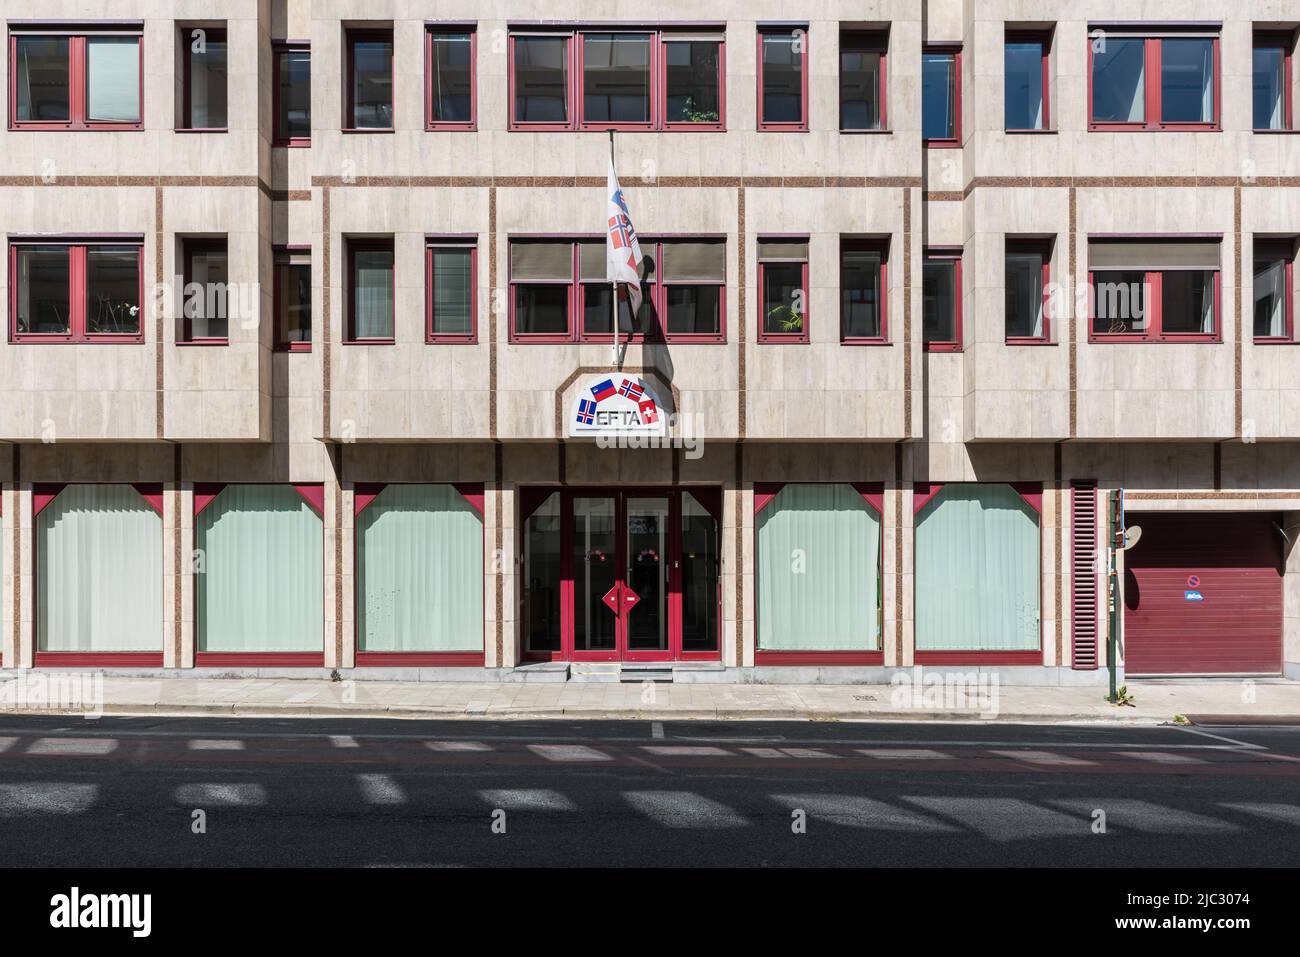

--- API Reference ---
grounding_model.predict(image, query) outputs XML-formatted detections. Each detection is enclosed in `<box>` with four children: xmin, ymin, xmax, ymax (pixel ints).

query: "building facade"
<box><xmin>2</xmin><ymin>0</ymin><xmax>1299</xmax><ymax>684</ymax></box>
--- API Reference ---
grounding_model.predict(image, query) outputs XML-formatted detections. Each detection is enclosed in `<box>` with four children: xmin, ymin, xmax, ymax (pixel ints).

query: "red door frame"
<box><xmin>521</xmin><ymin>486</ymin><xmax>722</xmax><ymax>663</ymax></box>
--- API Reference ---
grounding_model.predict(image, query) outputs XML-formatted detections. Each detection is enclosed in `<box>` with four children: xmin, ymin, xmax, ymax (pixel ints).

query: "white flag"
<box><xmin>606</xmin><ymin>155</ymin><xmax>644</xmax><ymax>318</ymax></box>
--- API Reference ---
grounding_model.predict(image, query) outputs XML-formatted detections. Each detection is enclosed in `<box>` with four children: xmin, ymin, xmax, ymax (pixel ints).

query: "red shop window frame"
<box><xmin>840</xmin><ymin>237</ymin><xmax>889</xmax><ymax>345</ymax></box>
<box><xmin>1005</xmin><ymin>238</ymin><xmax>1053</xmax><ymax>345</ymax></box>
<box><xmin>753</xmin><ymin>482</ymin><xmax>886</xmax><ymax>666</ymax></box>
<box><xmin>346</xmin><ymin>237</ymin><xmax>396</xmax><ymax>344</ymax></box>
<box><xmin>272</xmin><ymin>40</ymin><xmax>310</xmax><ymax>146</ymax></box>
<box><xmin>1087</xmin><ymin>269</ymin><xmax>1222</xmax><ymax>343</ymax></box>
<box><xmin>757</xmin><ymin>239</ymin><xmax>810</xmax><ymax>345</ymax></box>
<box><xmin>425</xmin><ymin>26</ymin><xmax>476</xmax><ymax>131</ymax></box>
<box><xmin>8</xmin><ymin>29</ymin><xmax>144</xmax><ymax>131</ymax></box>
<box><xmin>179</xmin><ymin>238</ymin><xmax>229</xmax><ymax>346</ymax></box>
<box><xmin>1253</xmin><ymin>31</ymin><xmax>1295</xmax><ymax>132</ymax></box>
<box><xmin>9</xmin><ymin>238</ymin><xmax>145</xmax><ymax>344</ymax></box>
<box><xmin>923</xmin><ymin>248</ymin><xmax>963</xmax><ymax>352</ymax></box>
<box><xmin>1251</xmin><ymin>239</ymin><xmax>1296</xmax><ymax>344</ymax></box>
<box><xmin>922</xmin><ymin>44</ymin><xmax>962</xmax><ymax>147</ymax></box>
<box><xmin>756</xmin><ymin>26</ymin><xmax>809</xmax><ymax>132</ymax></box>
<box><xmin>179</xmin><ymin>26</ymin><xmax>227</xmax><ymax>132</ymax></box>
<box><xmin>1004</xmin><ymin>29</ymin><xmax>1051</xmax><ymax>132</ymax></box>
<box><xmin>344</xmin><ymin>28</ymin><xmax>395</xmax><ymax>132</ymax></box>
<box><xmin>353</xmin><ymin>482</ymin><xmax>486</xmax><ymax>666</ymax></box>
<box><xmin>273</xmin><ymin>244</ymin><xmax>312</xmax><ymax>353</ymax></box>
<box><xmin>839</xmin><ymin>30</ymin><xmax>888</xmax><ymax>133</ymax></box>
<box><xmin>426</xmin><ymin>238</ymin><xmax>478</xmax><ymax>344</ymax></box>
<box><xmin>1087</xmin><ymin>32</ymin><xmax>1221</xmax><ymax>132</ymax></box>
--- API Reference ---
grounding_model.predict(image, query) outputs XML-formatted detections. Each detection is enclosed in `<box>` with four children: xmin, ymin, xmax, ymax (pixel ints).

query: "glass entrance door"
<box><xmin>572</xmin><ymin>496</ymin><xmax>618</xmax><ymax>655</ymax></box>
<box><xmin>624</xmin><ymin>496</ymin><xmax>670</xmax><ymax>656</ymax></box>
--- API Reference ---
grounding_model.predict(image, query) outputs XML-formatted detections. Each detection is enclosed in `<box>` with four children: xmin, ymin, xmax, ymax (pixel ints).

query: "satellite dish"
<box><xmin>1122</xmin><ymin>525</ymin><xmax>1142</xmax><ymax>550</ymax></box>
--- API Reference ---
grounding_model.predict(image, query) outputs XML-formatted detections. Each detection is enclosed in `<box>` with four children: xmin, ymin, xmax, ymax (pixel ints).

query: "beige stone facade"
<box><xmin>2</xmin><ymin>1</ymin><xmax>1299</xmax><ymax>682</ymax></box>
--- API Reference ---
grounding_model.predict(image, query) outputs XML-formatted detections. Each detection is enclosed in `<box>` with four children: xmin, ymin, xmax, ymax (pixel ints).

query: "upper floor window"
<box><xmin>1089</xmin><ymin>29</ymin><xmax>1219</xmax><ymax>130</ymax></box>
<box><xmin>347</xmin><ymin>238</ymin><xmax>395</xmax><ymax>342</ymax></box>
<box><xmin>1253</xmin><ymin>31</ymin><xmax>1294</xmax><ymax>131</ymax></box>
<box><xmin>839</xmin><ymin>30</ymin><xmax>886</xmax><ymax>131</ymax></box>
<box><xmin>509</xmin><ymin>29</ymin><xmax>724</xmax><ymax>131</ymax></box>
<box><xmin>1005</xmin><ymin>31</ymin><xmax>1049</xmax><ymax>131</ymax></box>
<box><xmin>840</xmin><ymin>239</ymin><xmax>887</xmax><ymax>343</ymax></box>
<box><xmin>10</xmin><ymin>240</ymin><xmax>143</xmax><ymax>343</ymax></box>
<box><xmin>427</xmin><ymin>29</ymin><xmax>475</xmax><ymax>129</ymax></box>
<box><xmin>346</xmin><ymin>30</ymin><xmax>393</xmax><ymax>130</ymax></box>
<box><xmin>427</xmin><ymin>241</ymin><xmax>476</xmax><ymax>343</ymax></box>
<box><xmin>274</xmin><ymin>43</ymin><xmax>310</xmax><ymax>144</ymax></box>
<box><xmin>1088</xmin><ymin>238</ymin><xmax>1220</xmax><ymax>341</ymax></box>
<box><xmin>180</xmin><ymin>26</ymin><xmax>227</xmax><ymax>130</ymax></box>
<box><xmin>1253</xmin><ymin>239</ymin><xmax>1296</xmax><ymax>342</ymax></box>
<box><xmin>1005</xmin><ymin>239</ymin><xmax>1051</xmax><ymax>343</ymax></box>
<box><xmin>758</xmin><ymin>238</ymin><xmax>808</xmax><ymax>343</ymax></box>
<box><xmin>274</xmin><ymin>248</ymin><xmax>311</xmax><ymax>351</ymax></box>
<box><xmin>180</xmin><ymin>239</ymin><xmax>229</xmax><ymax>344</ymax></box>
<box><xmin>922</xmin><ymin>249</ymin><xmax>962</xmax><ymax>351</ymax></box>
<box><xmin>922</xmin><ymin>46</ymin><xmax>960</xmax><ymax>145</ymax></box>
<box><xmin>758</xmin><ymin>28</ymin><xmax>806</xmax><ymax>131</ymax></box>
<box><xmin>10</xmin><ymin>30</ymin><xmax>142</xmax><ymax>130</ymax></box>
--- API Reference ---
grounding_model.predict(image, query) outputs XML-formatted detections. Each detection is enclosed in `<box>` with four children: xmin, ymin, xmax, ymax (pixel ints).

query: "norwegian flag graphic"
<box><xmin>618</xmin><ymin>378</ymin><xmax>644</xmax><ymax>402</ymax></box>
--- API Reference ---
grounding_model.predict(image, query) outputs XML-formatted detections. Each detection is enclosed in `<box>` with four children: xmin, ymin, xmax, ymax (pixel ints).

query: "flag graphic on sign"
<box><xmin>607</xmin><ymin>155</ymin><xmax>644</xmax><ymax>316</ymax></box>
<box><xmin>575</xmin><ymin>399</ymin><xmax>597</xmax><ymax>425</ymax></box>
<box><xmin>618</xmin><ymin>378</ymin><xmax>644</xmax><ymax>402</ymax></box>
<box><xmin>590</xmin><ymin>378</ymin><xmax>617</xmax><ymax>401</ymax></box>
<box><xmin>637</xmin><ymin>399</ymin><xmax>658</xmax><ymax>424</ymax></box>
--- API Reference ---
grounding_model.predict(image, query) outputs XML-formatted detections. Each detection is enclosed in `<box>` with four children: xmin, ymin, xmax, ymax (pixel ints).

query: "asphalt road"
<box><xmin>0</xmin><ymin>715</ymin><xmax>1298</xmax><ymax>867</ymax></box>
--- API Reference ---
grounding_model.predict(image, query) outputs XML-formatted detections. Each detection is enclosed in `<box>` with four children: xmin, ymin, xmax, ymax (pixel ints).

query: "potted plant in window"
<box><xmin>766</xmin><ymin>303</ymin><xmax>803</xmax><ymax>334</ymax></box>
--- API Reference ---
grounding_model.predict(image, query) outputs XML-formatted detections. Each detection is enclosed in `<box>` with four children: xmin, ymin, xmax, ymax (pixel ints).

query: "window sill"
<box><xmin>274</xmin><ymin>138</ymin><xmax>312</xmax><ymax>147</ymax></box>
<box><xmin>426</xmin><ymin>336</ymin><xmax>478</xmax><ymax>345</ymax></box>
<box><xmin>758</xmin><ymin>125</ymin><xmax>809</xmax><ymax>133</ymax></box>
<box><xmin>1088</xmin><ymin>334</ymin><xmax>1222</xmax><ymax>344</ymax></box>
<box><xmin>343</xmin><ymin>338</ymin><xmax>396</xmax><ymax>345</ymax></box>
<box><xmin>176</xmin><ymin>339</ymin><xmax>229</xmax><ymax>347</ymax></box>
<box><xmin>1004</xmin><ymin>128</ymin><xmax>1056</xmax><ymax>134</ymax></box>
<box><xmin>1005</xmin><ymin>337</ymin><xmax>1056</xmax><ymax>346</ymax></box>
<box><xmin>175</xmin><ymin>127</ymin><xmax>228</xmax><ymax>133</ymax></box>
<box><xmin>1089</xmin><ymin>123</ymin><xmax>1220</xmax><ymax>132</ymax></box>
<box><xmin>275</xmin><ymin>343</ymin><xmax>313</xmax><ymax>353</ymax></box>
<box><xmin>839</xmin><ymin>127</ymin><xmax>891</xmax><ymax>134</ymax></box>
<box><xmin>426</xmin><ymin>124</ymin><xmax>477</xmax><ymax>132</ymax></box>
<box><xmin>1253</xmin><ymin>128</ymin><xmax>1300</xmax><ymax>134</ymax></box>
<box><xmin>1253</xmin><ymin>337</ymin><xmax>1300</xmax><ymax>345</ymax></box>
<box><xmin>341</xmin><ymin>127</ymin><xmax>395</xmax><ymax>134</ymax></box>
<box><xmin>757</xmin><ymin>334</ymin><xmax>809</xmax><ymax>344</ymax></box>
<box><xmin>924</xmin><ymin>138</ymin><xmax>961</xmax><ymax>149</ymax></box>
<box><xmin>10</xmin><ymin>123</ymin><xmax>144</xmax><ymax>132</ymax></box>
<box><xmin>11</xmin><ymin>335</ymin><xmax>145</xmax><ymax>344</ymax></box>
<box><xmin>841</xmin><ymin>337</ymin><xmax>891</xmax><ymax>346</ymax></box>
<box><xmin>924</xmin><ymin>343</ymin><xmax>963</xmax><ymax>353</ymax></box>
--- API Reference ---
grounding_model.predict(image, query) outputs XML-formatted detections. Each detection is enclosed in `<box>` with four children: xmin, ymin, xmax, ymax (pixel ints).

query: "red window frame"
<box><xmin>1251</xmin><ymin>239</ymin><xmax>1296</xmax><ymax>344</ymax></box>
<box><xmin>179</xmin><ymin>26</ymin><xmax>227</xmax><ymax>131</ymax></box>
<box><xmin>838</xmin><ymin>30</ymin><xmax>888</xmax><ymax>132</ymax></box>
<box><xmin>1005</xmin><ymin>238</ymin><xmax>1052</xmax><ymax>345</ymax></box>
<box><xmin>272</xmin><ymin>41</ymin><xmax>310</xmax><ymax>146</ymax></box>
<box><xmin>508</xmin><ymin>29</ymin><xmax>726</xmax><ymax>132</ymax></box>
<box><xmin>425</xmin><ymin>26</ymin><xmax>476</xmax><ymax>131</ymax></box>
<box><xmin>839</xmin><ymin>237</ymin><xmax>888</xmax><ymax>345</ymax></box>
<box><xmin>344</xmin><ymin>28</ymin><xmax>394</xmax><ymax>132</ymax></box>
<box><xmin>346</xmin><ymin>237</ymin><xmax>396</xmax><ymax>344</ymax></box>
<box><xmin>922</xmin><ymin>44</ymin><xmax>961</xmax><ymax>147</ymax></box>
<box><xmin>757</xmin><ymin>238</ymin><xmax>809</xmax><ymax>344</ymax></box>
<box><xmin>756</xmin><ymin>26</ymin><xmax>808</xmax><ymax>132</ymax></box>
<box><xmin>8</xmin><ymin>29</ymin><xmax>144</xmax><ymax>131</ymax></box>
<box><xmin>273</xmin><ymin>245</ymin><xmax>311</xmax><ymax>353</ymax></box>
<box><xmin>1004</xmin><ymin>30</ymin><xmax>1050</xmax><ymax>132</ymax></box>
<box><xmin>179</xmin><ymin>238</ymin><xmax>230</xmax><ymax>346</ymax></box>
<box><xmin>922</xmin><ymin>248</ymin><xmax>963</xmax><ymax>352</ymax></box>
<box><xmin>9</xmin><ymin>238</ymin><xmax>145</xmax><ymax>344</ymax></box>
<box><xmin>1253</xmin><ymin>31</ymin><xmax>1294</xmax><ymax>132</ymax></box>
<box><xmin>1088</xmin><ymin>268</ymin><xmax>1222</xmax><ymax>343</ymax></box>
<box><xmin>508</xmin><ymin>237</ymin><xmax>727</xmax><ymax>344</ymax></box>
<box><xmin>426</xmin><ymin>238</ymin><xmax>477</xmax><ymax>344</ymax></box>
<box><xmin>1087</xmin><ymin>31</ymin><xmax>1221</xmax><ymax>131</ymax></box>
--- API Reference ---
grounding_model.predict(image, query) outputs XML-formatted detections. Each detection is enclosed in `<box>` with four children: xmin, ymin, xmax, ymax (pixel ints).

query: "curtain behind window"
<box><xmin>86</xmin><ymin>37</ymin><xmax>140</xmax><ymax>122</ymax></box>
<box><xmin>1254</xmin><ymin>259</ymin><xmax>1287</xmax><ymax>337</ymax></box>
<box><xmin>757</xmin><ymin>484</ymin><xmax>880</xmax><ymax>650</ymax></box>
<box><xmin>38</xmin><ymin>484</ymin><xmax>161</xmax><ymax>652</ymax></box>
<box><xmin>358</xmin><ymin>484</ymin><xmax>483</xmax><ymax>652</ymax></box>
<box><xmin>915</xmin><ymin>484</ymin><xmax>1040</xmax><ymax>651</ymax></box>
<box><xmin>430</xmin><ymin>248</ymin><xmax>472</xmax><ymax>335</ymax></box>
<box><xmin>197</xmin><ymin>485</ymin><xmax>323</xmax><ymax>652</ymax></box>
<box><xmin>353</xmin><ymin>249</ymin><xmax>394</xmax><ymax>338</ymax></box>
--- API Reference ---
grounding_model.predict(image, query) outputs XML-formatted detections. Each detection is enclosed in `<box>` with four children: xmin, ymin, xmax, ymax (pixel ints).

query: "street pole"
<box><xmin>1108</xmin><ymin>488</ymin><xmax>1119</xmax><ymax>703</ymax></box>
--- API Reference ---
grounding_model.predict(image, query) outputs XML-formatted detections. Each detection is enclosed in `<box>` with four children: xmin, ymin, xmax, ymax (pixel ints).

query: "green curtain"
<box><xmin>357</xmin><ymin>484</ymin><xmax>483</xmax><ymax>652</ymax></box>
<box><xmin>197</xmin><ymin>484</ymin><xmax>323</xmax><ymax>652</ymax></box>
<box><xmin>915</xmin><ymin>484</ymin><xmax>1040</xmax><ymax>651</ymax></box>
<box><xmin>37</xmin><ymin>484</ymin><xmax>162</xmax><ymax>652</ymax></box>
<box><xmin>757</xmin><ymin>484</ymin><xmax>880</xmax><ymax>650</ymax></box>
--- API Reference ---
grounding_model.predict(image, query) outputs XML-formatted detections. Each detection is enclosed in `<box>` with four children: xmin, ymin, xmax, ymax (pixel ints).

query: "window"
<box><xmin>840</xmin><ymin>239</ymin><xmax>887</xmax><ymax>343</ymax></box>
<box><xmin>1253</xmin><ymin>32</ymin><xmax>1294</xmax><ymax>131</ymax></box>
<box><xmin>347</xmin><ymin>239</ymin><xmax>395</xmax><ymax>342</ymax></box>
<box><xmin>922</xmin><ymin>46</ymin><xmax>960</xmax><ymax>144</ymax></box>
<box><xmin>1088</xmin><ymin>238</ymin><xmax>1221</xmax><ymax>341</ymax></box>
<box><xmin>1005</xmin><ymin>32</ymin><xmax>1049</xmax><ymax>130</ymax></box>
<box><xmin>274</xmin><ymin>248</ymin><xmax>311</xmax><ymax>351</ymax></box>
<box><xmin>346</xmin><ymin>30</ymin><xmax>393</xmax><ymax>130</ymax></box>
<box><xmin>922</xmin><ymin>250</ymin><xmax>962</xmax><ymax>351</ymax></box>
<box><xmin>427</xmin><ymin>29</ymin><xmax>475</xmax><ymax>129</ymax></box>
<box><xmin>427</xmin><ymin>242</ymin><xmax>476</xmax><ymax>342</ymax></box>
<box><xmin>180</xmin><ymin>27</ymin><xmax>227</xmax><ymax>129</ymax></box>
<box><xmin>1089</xmin><ymin>29</ymin><xmax>1219</xmax><ymax>129</ymax></box>
<box><xmin>1253</xmin><ymin>239</ymin><xmax>1296</xmax><ymax>342</ymax></box>
<box><xmin>1005</xmin><ymin>239</ymin><xmax>1051</xmax><ymax>342</ymax></box>
<box><xmin>758</xmin><ymin>28</ymin><xmax>807</xmax><ymax>130</ymax></box>
<box><xmin>10</xmin><ymin>240</ymin><xmax>143</xmax><ymax>343</ymax></box>
<box><xmin>758</xmin><ymin>239</ymin><xmax>808</xmax><ymax>343</ymax></box>
<box><xmin>179</xmin><ymin>240</ymin><xmax>229</xmax><ymax>343</ymax></box>
<box><xmin>839</xmin><ymin>31</ymin><xmax>885</xmax><ymax>130</ymax></box>
<box><xmin>274</xmin><ymin>43</ymin><xmax>310</xmax><ymax>144</ymax></box>
<box><xmin>510</xmin><ymin>239</ymin><xmax>724</xmax><ymax>343</ymax></box>
<box><xmin>10</xmin><ymin>30</ymin><xmax>142</xmax><ymax>129</ymax></box>
<box><xmin>510</xmin><ymin>30</ymin><xmax>724</xmax><ymax>130</ymax></box>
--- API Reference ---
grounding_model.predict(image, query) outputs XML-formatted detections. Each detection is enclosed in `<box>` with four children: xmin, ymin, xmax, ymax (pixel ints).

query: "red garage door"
<box><xmin>1124</xmin><ymin>512</ymin><xmax>1282</xmax><ymax>675</ymax></box>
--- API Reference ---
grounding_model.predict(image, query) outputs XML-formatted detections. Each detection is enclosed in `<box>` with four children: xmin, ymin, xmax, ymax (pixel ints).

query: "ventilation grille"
<box><xmin>1071</xmin><ymin>481</ymin><xmax>1099</xmax><ymax>670</ymax></box>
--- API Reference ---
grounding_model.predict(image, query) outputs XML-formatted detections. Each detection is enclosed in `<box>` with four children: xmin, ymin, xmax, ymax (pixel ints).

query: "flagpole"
<box><xmin>609</xmin><ymin>129</ymin><xmax>620</xmax><ymax>368</ymax></box>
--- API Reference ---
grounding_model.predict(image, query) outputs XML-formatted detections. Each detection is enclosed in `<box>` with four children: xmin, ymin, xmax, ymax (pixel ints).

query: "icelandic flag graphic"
<box><xmin>576</xmin><ymin>399</ymin><xmax>597</xmax><ymax>425</ymax></box>
<box><xmin>590</xmin><ymin>378</ymin><xmax>617</xmax><ymax>402</ymax></box>
<box><xmin>618</xmin><ymin>378</ymin><xmax>644</xmax><ymax>402</ymax></box>
<box><xmin>637</xmin><ymin>398</ymin><xmax>658</xmax><ymax>424</ymax></box>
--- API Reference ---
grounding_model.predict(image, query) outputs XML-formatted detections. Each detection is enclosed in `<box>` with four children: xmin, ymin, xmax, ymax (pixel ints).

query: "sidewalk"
<box><xmin>3</xmin><ymin>673</ymin><xmax>1300</xmax><ymax>724</ymax></box>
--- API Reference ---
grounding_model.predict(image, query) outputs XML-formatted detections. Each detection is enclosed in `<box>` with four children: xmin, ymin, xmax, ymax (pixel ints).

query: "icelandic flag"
<box><xmin>590</xmin><ymin>378</ymin><xmax>617</xmax><ymax>402</ymax></box>
<box><xmin>576</xmin><ymin>399</ymin><xmax>596</xmax><ymax>425</ymax></box>
<box><xmin>618</xmin><ymin>378</ymin><xmax>644</xmax><ymax>402</ymax></box>
<box><xmin>606</xmin><ymin>155</ymin><xmax>644</xmax><ymax>316</ymax></box>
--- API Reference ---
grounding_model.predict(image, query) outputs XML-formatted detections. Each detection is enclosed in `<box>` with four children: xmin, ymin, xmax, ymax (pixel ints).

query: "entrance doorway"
<box><xmin>521</xmin><ymin>488</ymin><xmax>721</xmax><ymax>662</ymax></box>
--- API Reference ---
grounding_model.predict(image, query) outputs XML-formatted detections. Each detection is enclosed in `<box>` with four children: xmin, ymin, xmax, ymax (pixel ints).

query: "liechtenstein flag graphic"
<box><xmin>590</xmin><ymin>378</ymin><xmax>617</xmax><ymax>402</ymax></box>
